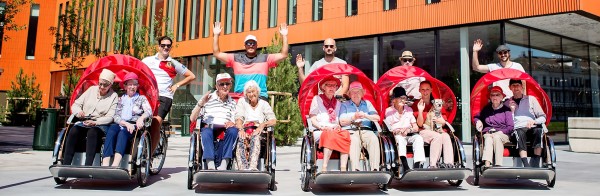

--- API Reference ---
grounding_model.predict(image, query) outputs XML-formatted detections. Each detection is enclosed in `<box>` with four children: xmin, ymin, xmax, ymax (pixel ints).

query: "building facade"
<box><xmin>12</xmin><ymin>0</ymin><xmax>600</xmax><ymax>142</ymax></box>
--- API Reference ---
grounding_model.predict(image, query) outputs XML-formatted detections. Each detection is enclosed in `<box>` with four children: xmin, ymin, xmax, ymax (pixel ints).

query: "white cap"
<box><xmin>244</xmin><ymin>35</ymin><xmax>257</xmax><ymax>43</ymax></box>
<box><xmin>216</xmin><ymin>73</ymin><xmax>232</xmax><ymax>82</ymax></box>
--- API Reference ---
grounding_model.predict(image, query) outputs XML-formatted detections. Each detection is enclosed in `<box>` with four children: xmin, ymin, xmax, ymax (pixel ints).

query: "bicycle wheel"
<box><xmin>150</xmin><ymin>131</ymin><xmax>168</xmax><ymax>175</ymax></box>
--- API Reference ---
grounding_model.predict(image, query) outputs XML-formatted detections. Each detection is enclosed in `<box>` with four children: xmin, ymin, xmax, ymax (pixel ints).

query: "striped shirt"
<box><xmin>226</xmin><ymin>53</ymin><xmax>277</xmax><ymax>97</ymax></box>
<box><xmin>201</xmin><ymin>92</ymin><xmax>236</xmax><ymax>125</ymax></box>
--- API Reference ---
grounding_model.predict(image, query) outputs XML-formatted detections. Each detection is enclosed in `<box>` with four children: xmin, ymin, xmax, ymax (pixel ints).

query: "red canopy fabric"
<box><xmin>298</xmin><ymin>63</ymin><xmax>381</xmax><ymax>125</ymax></box>
<box><xmin>470</xmin><ymin>68</ymin><xmax>552</xmax><ymax>125</ymax></box>
<box><xmin>69</xmin><ymin>54</ymin><xmax>159</xmax><ymax>115</ymax></box>
<box><xmin>376</xmin><ymin>66</ymin><xmax>458</xmax><ymax>123</ymax></box>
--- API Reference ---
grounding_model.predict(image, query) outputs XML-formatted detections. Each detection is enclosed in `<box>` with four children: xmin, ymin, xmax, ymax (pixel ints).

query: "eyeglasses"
<box><xmin>99</xmin><ymin>82</ymin><xmax>111</xmax><ymax>88</ymax></box>
<box><xmin>323</xmin><ymin>45</ymin><xmax>335</xmax><ymax>49</ymax></box>
<box><xmin>125</xmin><ymin>83</ymin><xmax>139</xmax><ymax>87</ymax></box>
<box><xmin>159</xmin><ymin>44</ymin><xmax>172</xmax><ymax>48</ymax></box>
<box><xmin>401</xmin><ymin>58</ymin><xmax>414</xmax><ymax>63</ymax></box>
<box><xmin>497</xmin><ymin>51</ymin><xmax>509</xmax><ymax>55</ymax></box>
<box><xmin>490</xmin><ymin>93</ymin><xmax>503</xmax><ymax>97</ymax></box>
<box><xmin>245</xmin><ymin>42</ymin><xmax>256</xmax><ymax>47</ymax></box>
<box><xmin>218</xmin><ymin>82</ymin><xmax>232</xmax><ymax>87</ymax></box>
<box><xmin>324</xmin><ymin>83</ymin><xmax>338</xmax><ymax>88</ymax></box>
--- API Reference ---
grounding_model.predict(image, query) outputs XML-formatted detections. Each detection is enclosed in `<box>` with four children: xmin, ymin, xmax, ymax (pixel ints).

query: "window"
<box><xmin>190</xmin><ymin>0</ymin><xmax>199</xmax><ymax>39</ymax></box>
<box><xmin>53</xmin><ymin>3</ymin><xmax>63</xmax><ymax>58</ymax></box>
<box><xmin>201</xmin><ymin>0</ymin><xmax>210</xmax><ymax>38</ymax></box>
<box><xmin>346</xmin><ymin>0</ymin><xmax>357</xmax><ymax>16</ymax></box>
<box><xmin>426</xmin><ymin>0</ymin><xmax>441</xmax><ymax>4</ymax></box>
<box><xmin>236</xmin><ymin>0</ymin><xmax>244</xmax><ymax>32</ymax></box>
<box><xmin>268</xmin><ymin>0</ymin><xmax>277</xmax><ymax>28</ymax></box>
<box><xmin>25</xmin><ymin>4</ymin><xmax>40</xmax><ymax>60</ymax></box>
<box><xmin>250</xmin><ymin>0</ymin><xmax>259</xmax><ymax>30</ymax></box>
<box><xmin>287</xmin><ymin>0</ymin><xmax>296</xmax><ymax>25</ymax></box>
<box><xmin>0</xmin><ymin>2</ymin><xmax>6</xmax><ymax>56</ymax></box>
<box><xmin>384</xmin><ymin>0</ymin><xmax>397</xmax><ymax>10</ymax></box>
<box><xmin>380</xmin><ymin>31</ymin><xmax>435</xmax><ymax>77</ymax></box>
<box><xmin>177</xmin><ymin>0</ymin><xmax>187</xmax><ymax>41</ymax></box>
<box><xmin>106</xmin><ymin>0</ymin><xmax>113</xmax><ymax>51</ymax></box>
<box><xmin>97</xmin><ymin>0</ymin><xmax>106</xmax><ymax>51</ymax></box>
<box><xmin>312</xmin><ymin>0</ymin><xmax>322</xmax><ymax>21</ymax></box>
<box><xmin>151</xmin><ymin>0</ymin><xmax>165</xmax><ymax>44</ymax></box>
<box><xmin>214</xmin><ymin>0</ymin><xmax>222</xmax><ymax>23</ymax></box>
<box><xmin>225</xmin><ymin>0</ymin><xmax>233</xmax><ymax>34</ymax></box>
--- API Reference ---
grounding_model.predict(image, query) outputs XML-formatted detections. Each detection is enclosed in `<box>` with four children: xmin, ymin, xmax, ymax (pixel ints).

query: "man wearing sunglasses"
<box><xmin>394</xmin><ymin>50</ymin><xmax>425</xmax><ymax>100</ymax></box>
<box><xmin>472</xmin><ymin>39</ymin><xmax>525</xmax><ymax>97</ymax></box>
<box><xmin>142</xmin><ymin>36</ymin><xmax>196</xmax><ymax>147</ymax></box>
<box><xmin>296</xmin><ymin>38</ymin><xmax>349</xmax><ymax>96</ymax></box>
<box><xmin>212</xmin><ymin>22</ymin><xmax>289</xmax><ymax>100</ymax></box>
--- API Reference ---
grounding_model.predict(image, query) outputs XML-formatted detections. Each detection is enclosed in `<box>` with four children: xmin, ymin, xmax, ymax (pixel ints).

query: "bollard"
<box><xmin>181</xmin><ymin>114</ymin><xmax>190</xmax><ymax>136</ymax></box>
<box><xmin>33</xmin><ymin>108</ymin><xmax>58</xmax><ymax>150</ymax></box>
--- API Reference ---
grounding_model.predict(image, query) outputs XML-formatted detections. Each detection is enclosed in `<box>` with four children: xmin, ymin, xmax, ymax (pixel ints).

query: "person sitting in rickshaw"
<box><xmin>63</xmin><ymin>69</ymin><xmax>119</xmax><ymax>166</ymax></box>
<box><xmin>474</xmin><ymin>86</ymin><xmax>514</xmax><ymax>169</ymax></box>
<box><xmin>309</xmin><ymin>76</ymin><xmax>350</xmax><ymax>172</ymax></box>
<box><xmin>190</xmin><ymin>73</ymin><xmax>238</xmax><ymax>170</ymax></box>
<box><xmin>101</xmin><ymin>72</ymin><xmax>152</xmax><ymax>167</ymax></box>
<box><xmin>385</xmin><ymin>87</ymin><xmax>425</xmax><ymax>170</ymax></box>
<box><xmin>338</xmin><ymin>82</ymin><xmax>381</xmax><ymax>171</ymax></box>
<box><xmin>413</xmin><ymin>81</ymin><xmax>454</xmax><ymax>168</ymax></box>
<box><xmin>234</xmin><ymin>80</ymin><xmax>277</xmax><ymax>171</ymax></box>
<box><xmin>505</xmin><ymin>79</ymin><xmax>546</xmax><ymax>168</ymax></box>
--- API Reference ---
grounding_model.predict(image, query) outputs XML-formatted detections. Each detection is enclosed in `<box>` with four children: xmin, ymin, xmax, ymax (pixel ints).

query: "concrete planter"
<box><xmin>568</xmin><ymin>117</ymin><xmax>600</xmax><ymax>153</ymax></box>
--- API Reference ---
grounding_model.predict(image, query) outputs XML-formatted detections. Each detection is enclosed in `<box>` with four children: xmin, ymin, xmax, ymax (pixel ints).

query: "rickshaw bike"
<box><xmin>298</xmin><ymin>63</ymin><xmax>393</xmax><ymax>192</ymax></box>
<box><xmin>471</xmin><ymin>68</ymin><xmax>556</xmax><ymax>187</ymax></box>
<box><xmin>49</xmin><ymin>54</ymin><xmax>168</xmax><ymax>187</ymax></box>
<box><xmin>187</xmin><ymin>93</ymin><xmax>276</xmax><ymax>191</ymax></box>
<box><xmin>376</xmin><ymin>65</ymin><xmax>470</xmax><ymax>186</ymax></box>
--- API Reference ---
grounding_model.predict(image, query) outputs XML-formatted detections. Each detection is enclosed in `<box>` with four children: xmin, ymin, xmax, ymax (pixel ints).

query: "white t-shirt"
<box><xmin>395</xmin><ymin>76</ymin><xmax>426</xmax><ymax>99</ymax></box>
<box><xmin>235</xmin><ymin>97</ymin><xmax>276</xmax><ymax>124</ymax></box>
<box><xmin>308</xmin><ymin>57</ymin><xmax>347</xmax><ymax>94</ymax></box>
<box><xmin>384</xmin><ymin>106</ymin><xmax>416</xmax><ymax>131</ymax></box>
<box><xmin>142</xmin><ymin>53</ymin><xmax>189</xmax><ymax>99</ymax></box>
<box><xmin>309</xmin><ymin>95</ymin><xmax>341</xmax><ymax>130</ymax></box>
<box><xmin>486</xmin><ymin>62</ymin><xmax>525</xmax><ymax>98</ymax></box>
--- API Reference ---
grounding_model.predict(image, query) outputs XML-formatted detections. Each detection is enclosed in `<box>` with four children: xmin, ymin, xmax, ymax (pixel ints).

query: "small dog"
<box><xmin>424</xmin><ymin>99</ymin><xmax>444</xmax><ymax>133</ymax></box>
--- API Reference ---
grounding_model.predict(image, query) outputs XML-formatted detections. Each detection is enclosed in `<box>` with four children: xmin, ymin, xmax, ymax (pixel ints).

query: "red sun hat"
<box><xmin>319</xmin><ymin>75</ymin><xmax>341</xmax><ymax>91</ymax></box>
<box><xmin>489</xmin><ymin>86</ymin><xmax>505</xmax><ymax>98</ymax></box>
<box><xmin>120</xmin><ymin>72</ymin><xmax>139</xmax><ymax>89</ymax></box>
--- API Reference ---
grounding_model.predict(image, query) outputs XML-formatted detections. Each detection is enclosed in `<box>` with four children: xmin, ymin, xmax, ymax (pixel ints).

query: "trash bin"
<box><xmin>181</xmin><ymin>114</ymin><xmax>190</xmax><ymax>137</ymax></box>
<box><xmin>33</xmin><ymin>108</ymin><xmax>58</xmax><ymax>150</ymax></box>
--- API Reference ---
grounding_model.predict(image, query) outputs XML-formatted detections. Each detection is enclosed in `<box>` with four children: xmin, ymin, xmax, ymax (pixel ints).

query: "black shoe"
<box><xmin>400</xmin><ymin>156</ymin><xmax>410</xmax><ymax>172</ymax></box>
<box><xmin>413</xmin><ymin>161</ymin><xmax>422</xmax><ymax>169</ymax></box>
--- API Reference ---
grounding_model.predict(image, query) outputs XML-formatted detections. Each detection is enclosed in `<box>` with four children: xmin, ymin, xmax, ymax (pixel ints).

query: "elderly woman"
<box><xmin>474</xmin><ymin>86</ymin><xmax>514</xmax><ymax>168</ymax></box>
<box><xmin>310</xmin><ymin>76</ymin><xmax>350</xmax><ymax>172</ymax></box>
<box><xmin>101</xmin><ymin>72</ymin><xmax>152</xmax><ymax>167</ymax></box>
<box><xmin>63</xmin><ymin>69</ymin><xmax>119</xmax><ymax>166</ymax></box>
<box><xmin>385</xmin><ymin>87</ymin><xmax>425</xmax><ymax>171</ymax></box>
<box><xmin>234</xmin><ymin>80</ymin><xmax>276</xmax><ymax>170</ymax></box>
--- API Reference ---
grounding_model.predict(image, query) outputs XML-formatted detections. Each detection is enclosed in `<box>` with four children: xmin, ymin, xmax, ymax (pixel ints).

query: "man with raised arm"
<box><xmin>472</xmin><ymin>39</ymin><xmax>525</xmax><ymax>97</ymax></box>
<box><xmin>296</xmin><ymin>38</ymin><xmax>350</xmax><ymax>96</ymax></box>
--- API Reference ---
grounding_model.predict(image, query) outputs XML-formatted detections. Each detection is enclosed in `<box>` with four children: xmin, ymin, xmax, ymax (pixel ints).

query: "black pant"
<box><xmin>63</xmin><ymin>125</ymin><xmax>105</xmax><ymax>166</ymax></box>
<box><xmin>513</xmin><ymin>126</ymin><xmax>543</xmax><ymax>152</ymax></box>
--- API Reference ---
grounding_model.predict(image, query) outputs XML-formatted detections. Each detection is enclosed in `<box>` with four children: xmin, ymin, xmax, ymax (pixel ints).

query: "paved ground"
<box><xmin>1</xmin><ymin>126</ymin><xmax>600</xmax><ymax>195</ymax></box>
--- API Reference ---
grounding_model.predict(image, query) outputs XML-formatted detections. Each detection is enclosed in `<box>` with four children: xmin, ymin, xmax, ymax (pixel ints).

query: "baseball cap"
<box><xmin>244</xmin><ymin>35</ymin><xmax>257</xmax><ymax>43</ymax></box>
<box><xmin>401</xmin><ymin>51</ymin><xmax>414</xmax><ymax>59</ymax></box>
<box><xmin>120</xmin><ymin>72</ymin><xmax>139</xmax><ymax>89</ymax></box>
<box><xmin>216</xmin><ymin>73</ymin><xmax>232</xmax><ymax>82</ymax></box>
<box><xmin>496</xmin><ymin>45</ymin><xmax>510</xmax><ymax>52</ymax></box>
<box><xmin>489</xmin><ymin>86</ymin><xmax>505</xmax><ymax>97</ymax></box>
<box><xmin>348</xmin><ymin>81</ymin><xmax>364</xmax><ymax>91</ymax></box>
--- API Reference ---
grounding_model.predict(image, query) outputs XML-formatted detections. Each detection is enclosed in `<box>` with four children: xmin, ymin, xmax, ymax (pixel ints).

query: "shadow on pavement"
<box><xmin>308</xmin><ymin>184</ymin><xmax>389</xmax><ymax>195</ymax></box>
<box><xmin>389</xmin><ymin>180</ymin><xmax>468</xmax><ymax>192</ymax></box>
<box><xmin>146</xmin><ymin>167</ymin><xmax>186</xmax><ymax>186</ymax></box>
<box><xmin>0</xmin><ymin>176</ymin><xmax>52</xmax><ymax>190</ymax></box>
<box><xmin>53</xmin><ymin>179</ymin><xmax>139</xmax><ymax>191</ymax></box>
<box><xmin>193</xmin><ymin>183</ymin><xmax>273</xmax><ymax>195</ymax></box>
<box><xmin>465</xmin><ymin>176</ymin><xmax>551</xmax><ymax>190</ymax></box>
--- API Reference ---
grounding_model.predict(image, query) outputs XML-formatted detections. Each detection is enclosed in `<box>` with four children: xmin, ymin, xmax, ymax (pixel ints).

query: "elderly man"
<box><xmin>505</xmin><ymin>79</ymin><xmax>546</xmax><ymax>167</ymax></box>
<box><xmin>191</xmin><ymin>73</ymin><xmax>238</xmax><ymax>170</ymax></box>
<box><xmin>296</xmin><ymin>38</ymin><xmax>350</xmax><ymax>96</ymax></box>
<box><xmin>339</xmin><ymin>82</ymin><xmax>381</xmax><ymax>171</ymax></box>
<box><xmin>472</xmin><ymin>39</ymin><xmax>525</xmax><ymax>97</ymax></box>
<box><xmin>213</xmin><ymin>22</ymin><xmax>289</xmax><ymax>100</ymax></box>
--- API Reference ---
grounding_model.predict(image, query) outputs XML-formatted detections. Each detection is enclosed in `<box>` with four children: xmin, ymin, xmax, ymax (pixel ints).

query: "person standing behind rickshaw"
<box><xmin>413</xmin><ymin>81</ymin><xmax>454</xmax><ymax>168</ymax></box>
<box><xmin>472</xmin><ymin>40</ymin><xmax>525</xmax><ymax>97</ymax></box>
<box><xmin>190</xmin><ymin>73</ymin><xmax>238</xmax><ymax>170</ymax></box>
<box><xmin>309</xmin><ymin>76</ymin><xmax>350</xmax><ymax>172</ymax></box>
<box><xmin>394</xmin><ymin>51</ymin><xmax>425</xmax><ymax>100</ymax></box>
<box><xmin>63</xmin><ymin>69</ymin><xmax>119</xmax><ymax>166</ymax></box>
<box><xmin>234</xmin><ymin>80</ymin><xmax>277</xmax><ymax>171</ymax></box>
<box><xmin>474</xmin><ymin>86</ymin><xmax>515</xmax><ymax>169</ymax></box>
<box><xmin>505</xmin><ymin>79</ymin><xmax>546</xmax><ymax>167</ymax></box>
<box><xmin>296</xmin><ymin>38</ymin><xmax>350</xmax><ymax>96</ymax></box>
<box><xmin>385</xmin><ymin>87</ymin><xmax>425</xmax><ymax>170</ymax></box>
<box><xmin>338</xmin><ymin>82</ymin><xmax>381</xmax><ymax>171</ymax></box>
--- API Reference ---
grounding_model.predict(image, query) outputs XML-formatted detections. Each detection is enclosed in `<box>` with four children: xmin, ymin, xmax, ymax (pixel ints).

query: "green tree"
<box><xmin>0</xmin><ymin>0</ymin><xmax>35</xmax><ymax>41</ymax></box>
<box><xmin>49</xmin><ymin>0</ymin><xmax>94</xmax><ymax>97</ymax></box>
<box><xmin>6</xmin><ymin>68</ymin><xmax>42</xmax><ymax>125</ymax></box>
<box><xmin>263</xmin><ymin>33</ymin><xmax>303</xmax><ymax>146</ymax></box>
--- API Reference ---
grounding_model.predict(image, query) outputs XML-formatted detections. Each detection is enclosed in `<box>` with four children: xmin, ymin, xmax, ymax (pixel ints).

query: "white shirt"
<box><xmin>309</xmin><ymin>95</ymin><xmax>341</xmax><ymax>130</ymax></box>
<box><xmin>486</xmin><ymin>62</ymin><xmax>525</xmax><ymax>98</ymax></box>
<box><xmin>308</xmin><ymin>57</ymin><xmax>347</xmax><ymax>94</ymax></box>
<box><xmin>142</xmin><ymin>53</ymin><xmax>189</xmax><ymax>99</ymax></box>
<box><xmin>395</xmin><ymin>76</ymin><xmax>426</xmax><ymax>99</ymax></box>
<box><xmin>199</xmin><ymin>92</ymin><xmax>236</xmax><ymax>126</ymax></box>
<box><xmin>384</xmin><ymin>106</ymin><xmax>416</xmax><ymax>131</ymax></box>
<box><xmin>235</xmin><ymin>97</ymin><xmax>276</xmax><ymax>124</ymax></box>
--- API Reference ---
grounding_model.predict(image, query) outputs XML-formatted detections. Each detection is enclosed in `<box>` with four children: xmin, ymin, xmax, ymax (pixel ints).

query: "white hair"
<box><xmin>243</xmin><ymin>80</ymin><xmax>261</xmax><ymax>95</ymax></box>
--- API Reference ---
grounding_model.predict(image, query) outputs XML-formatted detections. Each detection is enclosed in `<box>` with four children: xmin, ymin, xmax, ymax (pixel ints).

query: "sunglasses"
<box><xmin>245</xmin><ymin>42</ymin><xmax>256</xmax><ymax>47</ymax></box>
<box><xmin>401</xmin><ymin>58</ymin><xmax>414</xmax><ymax>63</ymax></box>
<box><xmin>99</xmin><ymin>82</ymin><xmax>112</xmax><ymax>88</ymax></box>
<box><xmin>218</xmin><ymin>82</ymin><xmax>232</xmax><ymax>87</ymax></box>
<box><xmin>490</xmin><ymin>93</ymin><xmax>503</xmax><ymax>97</ymax></box>
<box><xmin>323</xmin><ymin>45</ymin><xmax>335</xmax><ymax>49</ymax></box>
<box><xmin>497</xmin><ymin>51</ymin><xmax>509</xmax><ymax>55</ymax></box>
<box><xmin>159</xmin><ymin>44</ymin><xmax>172</xmax><ymax>48</ymax></box>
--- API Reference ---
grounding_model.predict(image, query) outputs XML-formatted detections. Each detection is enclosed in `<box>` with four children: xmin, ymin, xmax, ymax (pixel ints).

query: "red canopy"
<box><xmin>376</xmin><ymin>66</ymin><xmax>458</xmax><ymax>123</ymax></box>
<box><xmin>470</xmin><ymin>69</ymin><xmax>552</xmax><ymax>125</ymax></box>
<box><xmin>298</xmin><ymin>63</ymin><xmax>381</xmax><ymax>125</ymax></box>
<box><xmin>69</xmin><ymin>54</ymin><xmax>159</xmax><ymax>116</ymax></box>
